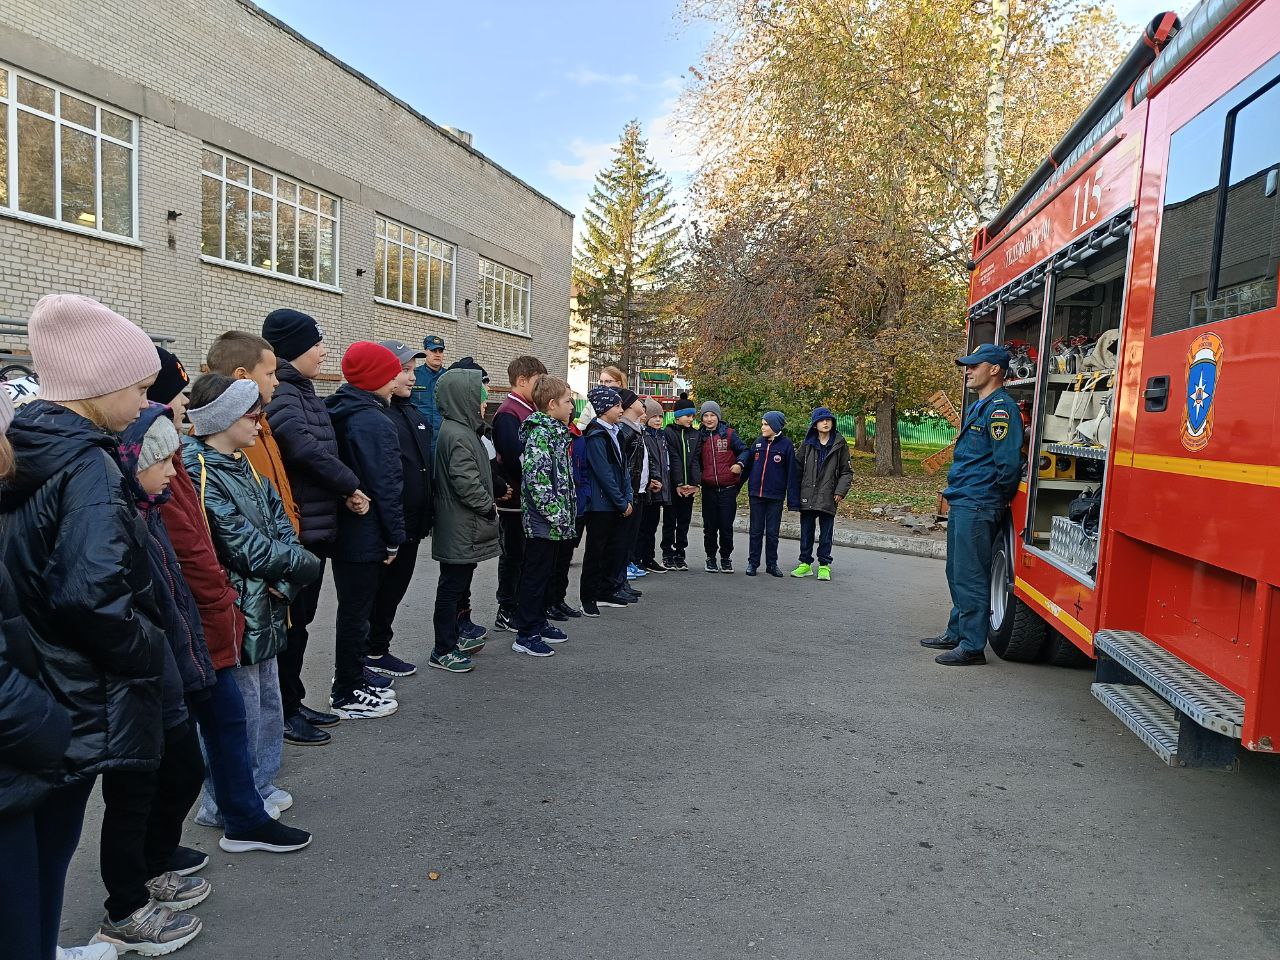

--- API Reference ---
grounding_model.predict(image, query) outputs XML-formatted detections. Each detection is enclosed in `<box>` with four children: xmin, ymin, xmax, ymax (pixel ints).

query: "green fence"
<box><xmin>834</xmin><ymin>414</ymin><xmax>956</xmax><ymax>448</ymax></box>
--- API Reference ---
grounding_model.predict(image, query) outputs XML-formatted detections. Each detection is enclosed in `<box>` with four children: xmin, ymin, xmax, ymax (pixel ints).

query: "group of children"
<box><xmin>0</xmin><ymin>295</ymin><xmax>854</xmax><ymax>960</ymax></box>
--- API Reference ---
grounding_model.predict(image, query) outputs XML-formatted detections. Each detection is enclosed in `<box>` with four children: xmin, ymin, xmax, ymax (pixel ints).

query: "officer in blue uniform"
<box><xmin>922</xmin><ymin>343</ymin><xmax>1024</xmax><ymax>665</ymax></box>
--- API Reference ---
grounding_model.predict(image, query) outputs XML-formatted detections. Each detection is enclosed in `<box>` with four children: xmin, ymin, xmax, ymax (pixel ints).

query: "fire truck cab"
<box><xmin>967</xmin><ymin>0</ymin><xmax>1280</xmax><ymax>767</ymax></box>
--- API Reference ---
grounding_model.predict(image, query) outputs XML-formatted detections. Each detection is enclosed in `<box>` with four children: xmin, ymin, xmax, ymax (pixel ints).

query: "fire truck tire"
<box><xmin>1046</xmin><ymin>632</ymin><xmax>1093</xmax><ymax>668</ymax></box>
<box><xmin>989</xmin><ymin>596</ymin><xmax>1050</xmax><ymax>662</ymax></box>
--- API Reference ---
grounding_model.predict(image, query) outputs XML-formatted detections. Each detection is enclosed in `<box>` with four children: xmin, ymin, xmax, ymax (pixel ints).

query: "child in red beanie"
<box><xmin>323</xmin><ymin>342</ymin><xmax>407</xmax><ymax>719</ymax></box>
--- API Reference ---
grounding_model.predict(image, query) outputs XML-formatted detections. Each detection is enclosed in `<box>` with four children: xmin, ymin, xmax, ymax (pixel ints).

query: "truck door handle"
<box><xmin>1144</xmin><ymin>376</ymin><xmax>1170</xmax><ymax>412</ymax></box>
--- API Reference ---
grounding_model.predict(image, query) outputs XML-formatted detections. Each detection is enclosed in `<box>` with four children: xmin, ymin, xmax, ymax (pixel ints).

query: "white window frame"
<box><xmin>373</xmin><ymin>216</ymin><xmax>457</xmax><ymax>318</ymax></box>
<box><xmin>477</xmin><ymin>256</ymin><xmax>532</xmax><ymax>337</ymax></box>
<box><xmin>199</xmin><ymin>146</ymin><xmax>341</xmax><ymax>292</ymax></box>
<box><xmin>0</xmin><ymin>61</ymin><xmax>139</xmax><ymax>243</ymax></box>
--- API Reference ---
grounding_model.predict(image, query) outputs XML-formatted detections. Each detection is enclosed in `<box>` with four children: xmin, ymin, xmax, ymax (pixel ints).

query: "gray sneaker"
<box><xmin>92</xmin><ymin>901</ymin><xmax>201</xmax><ymax>955</ymax></box>
<box><xmin>145</xmin><ymin>871</ymin><xmax>211</xmax><ymax>912</ymax></box>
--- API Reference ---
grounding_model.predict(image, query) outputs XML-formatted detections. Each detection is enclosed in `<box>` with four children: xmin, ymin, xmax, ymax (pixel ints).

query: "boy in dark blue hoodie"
<box><xmin>578</xmin><ymin>387</ymin><xmax>634</xmax><ymax>616</ymax></box>
<box><xmin>737</xmin><ymin>411</ymin><xmax>798</xmax><ymax>577</ymax></box>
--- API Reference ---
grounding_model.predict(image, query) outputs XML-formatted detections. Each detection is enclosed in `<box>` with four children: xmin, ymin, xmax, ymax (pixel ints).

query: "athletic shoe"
<box><xmin>330</xmin><ymin>687</ymin><xmax>397</xmax><ymax>719</ymax></box>
<box><xmin>672</xmin><ymin>560</ymin><xmax>690</xmax><ymax>571</ymax></box>
<box><xmin>363</xmin><ymin>652</ymin><xmax>417</xmax><ymax>677</ymax></box>
<box><xmin>767</xmin><ymin>566</ymin><xmax>784</xmax><ymax>578</ymax></box>
<box><xmin>144</xmin><ymin>872</ymin><xmax>211</xmax><ymax>912</ymax></box>
<box><xmin>362</xmin><ymin>683</ymin><xmax>396</xmax><ymax>702</ymax></box>
<box><xmin>456</xmin><ymin>635</ymin><xmax>487</xmax><ymax>655</ymax></box>
<box><xmin>581</xmin><ymin>600</ymin><xmax>601</xmax><ymax>617</ymax></box>
<box><xmin>512</xmin><ymin>635</ymin><xmax>556</xmax><ymax>657</ymax></box>
<box><xmin>598</xmin><ymin>594</ymin><xmax>630</xmax><ymax>608</ymax></box>
<box><xmin>544</xmin><ymin>604</ymin><xmax>568</xmax><ymax>622</ymax></box>
<box><xmin>218</xmin><ymin>819</ymin><xmax>313</xmax><ymax>854</ymax></box>
<box><xmin>457</xmin><ymin>615</ymin><xmax>489</xmax><ymax>641</ymax></box>
<box><xmin>493</xmin><ymin>609</ymin><xmax>516</xmax><ymax>633</ymax></box>
<box><xmin>817</xmin><ymin>565</ymin><xmax>831</xmax><ymax>581</ymax></box>
<box><xmin>720</xmin><ymin>558</ymin><xmax>734</xmax><ymax>573</ymax></box>
<box><xmin>555</xmin><ymin>602</ymin><xmax>583</xmax><ymax>618</ymax></box>
<box><xmin>263</xmin><ymin>788</ymin><xmax>292</xmax><ymax>812</ymax></box>
<box><xmin>745</xmin><ymin>563</ymin><xmax>758</xmax><ymax>577</ymax></box>
<box><xmin>362</xmin><ymin>667</ymin><xmax>394</xmax><ymax>690</ymax></box>
<box><xmin>297</xmin><ymin>705</ymin><xmax>341</xmax><ymax>728</ymax></box>
<box><xmin>705</xmin><ymin>557</ymin><xmax>719</xmax><ymax>573</ymax></box>
<box><xmin>91</xmin><ymin>902</ymin><xmax>201</xmax><ymax>955</ymax></box>
<box><xmin>166</xmin><ymin>847</ymin><xmax>208</xmax><ymax>877</ymax></box>
<box><xmin>642</xmin><ymin>560</ymin><xmax>669</xmax><ymax>573</ymax></box>
<box><xmin>57</xmin><ymin>944</ymin><xmax>119</xmax><ymax>960</ymax></box>
<box><xmin>539</xmin><ymin>622</ymin><xmax>568</xmax><ymax>643</ymax></box>
<box><xmin>428</xmin><ymin>651</ymin><xmax>474</xmax><ymax>672</ymax></box>
<box><xmin>622</xmin><ymin>584</ymin><xmax>642</xmax><ymax>597</ymax></box>
<box><xmin>791</xmin><ymin>562</ymin><xmax>813</xmax><ymax>578</ymax></box>
<box><xmin>283</xmin><ymin>713</ymin><xmax>330</xmax><ymax>746</ymax></box>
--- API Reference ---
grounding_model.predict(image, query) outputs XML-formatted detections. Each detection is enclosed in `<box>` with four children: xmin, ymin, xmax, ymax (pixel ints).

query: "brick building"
<box><xmin>0</xmin><ymin>0</ymin><xmax>573</xmax><ymax>391</ymax></box>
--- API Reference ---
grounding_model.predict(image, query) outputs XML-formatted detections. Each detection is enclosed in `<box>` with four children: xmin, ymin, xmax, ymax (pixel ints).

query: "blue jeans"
<box><xmin>747</xmin><ymin>496</ymin><xmax>784</xmax><ymax>568</ymax></box>
<box><xmin>198</xmin><ymin>659</ymin><xmax>283</xmax><ymax>825</ymax></box>
<box><xmin>192</xmin><ymin>668</ymin><xmax>272</xmax><ymax>835</ymax></box>
<box><xmin>798</xmin><ymin>511</ymin><xmax>835</xmax><ymax>566</ymax></box>
<box><xmin>944</xmin><ymin>503</ymin><xmax>1002</xmax><ymax>652</ymax></box>
<box><xmin>0</xmin><ymin>779</ymin><xmax>93</xmax><ymax>960</ymax></box>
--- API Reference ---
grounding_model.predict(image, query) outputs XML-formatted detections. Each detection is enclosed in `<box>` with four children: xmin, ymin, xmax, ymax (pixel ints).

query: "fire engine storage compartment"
<box><xmin>1023</xmin><ymin>245</ymin><xmax>1126</xmax><ymax>579</ymax></box>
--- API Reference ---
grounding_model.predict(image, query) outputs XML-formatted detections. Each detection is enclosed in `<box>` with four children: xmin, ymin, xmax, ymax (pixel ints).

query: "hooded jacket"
<box><xmin>326</xmin><ymin>384</ymin><xmax>406</xmax><ymax>563</ymax></box>
<box><xmin>738</xmin><ymin>433</ymin><xmax>798</xmax><ymax>505</ymax></box>
<box><xmin>642</xmin><ymin>424</ymin><xmax>671</xmax><ymax>505</ymax></box>
<box><xmin>385</xmin><ymin>395</ymin><xmax>434</xmax><ymax>541</ymax></box>
<box><xmin>792</xmin><ymin>410</ymin><xmax>853</xmax><ymax>515</ymax></box>
<box><xmin>0</xmin><ymin>400</ymin><xmax>166</xmax><ymax>779</ymax></box>
<box><xmin>182</xmin><ymin>435</ymin><xmax>321</xmax><ymax>664</ymax></box>
<box><xmin>431</xmin><ymin>370</ymin><xmax>500</xmax><ymax>564</ymax></box>
<box><xmin>700</xmin><ymin>420</ymin><xmax>747</xmax><ymax>488</ymax></box>
<box><xmin>520</xmin><ymin>411</ymin><xmax>576</xmax><ymax>540</ymax></box>
<box><xmin>664</xmin><ymin>421</ymin><xmax>703</xmax><ymax>488</ymax></box>
<box><xmin>119</xmin><ymin>405</ymin><xmax>216</xmax><ymax>721</ymax></box>
<box><xmin>162</xmin><ymin>457</ymin><xmax>246</xmax><ymax>670</ymax></box>
<box><xmin>583</xmin><ymin>419</ymin><xmax>631</xmax><ymax>513</ymax></box>
<box><xmin>0</xmin><ymin>562</ymin><xmax>74</xmax><ymax>816</ymax></box>
<box><xmin>265</xmin><ymin>360</ymin><xmax>360</xmax><ymax>549</ymax></box>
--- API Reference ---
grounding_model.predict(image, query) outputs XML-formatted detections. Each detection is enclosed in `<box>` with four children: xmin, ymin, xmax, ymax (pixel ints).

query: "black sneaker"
<box><xmin>167</xmin><ymin>846</ymin><xmax>209</xmax><ymax>877</ymax></box>
<box><xmin>581</xmin><ymin>601</ymin><xmax>601</xmax><ymax>617</ymax></box>
<box><xmin>545</xmin><ymin>605</ymin><xmax>568</xmax><ymax>622</ymax></box>
<box><xmin>766</xmin><ymin>566</ymin><xmax>784</xmax><ymax>578</ymax></box>
<box><xmin>599</xmin><ymin>593</ymin><xmax>631</xmax><ymax>608</ymax></box>
<box><xmin>673</xmin><ymin>559</ymin><xmax>689</xmax><ymax>571</ymax></box>
<box><xmin>283</xmin><ymin>713</ymin><xmax>331</xmax><ymax>746</ymax></box>
<box><xmin>705</xmin><ymin>557</ymin><xmax>719</xmax><ymax>573</ymax></box>
<box><xmin>642</xmin><ymin>560</ymin><xmax>669</xmax><ymax>573</ymax></box>
<box><xmin>557</xmin><ymin>602</ymin><xmax>583</xmax><ymax>619</ymax></box>
<box><xmin>494</xmin><ymin>609</ymin><xmax>516</xmax><ymax>633</ymax></box>
<box><xmin>935</xmin><ymin>647</ymin><xmax>987</xmax><ymax>666</ymax></box>
<box><xmin>219</xmin><ymin>819</ymin><xmax>313</xmax><ymax>854</ymax></box>
<box><xmin>297</xmin><ymin>705</ymin><xmax>341</xmax><ymax>728</ymax></box>
<box><xmin>745</xmin><ymin>563</ymin><xmax>758</xmax><ymax>577</ymax></box>
<box><xmin>720</xmin><ymin>558</ymin><xmax>734</xmax><ymax>573</ymax></box>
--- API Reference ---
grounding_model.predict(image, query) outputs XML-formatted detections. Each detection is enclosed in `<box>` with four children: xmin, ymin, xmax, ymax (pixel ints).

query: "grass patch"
<box><xmin>839</xmin><ymin>444</ymin><xmax>947</xmax><ymax>520</ymax></box>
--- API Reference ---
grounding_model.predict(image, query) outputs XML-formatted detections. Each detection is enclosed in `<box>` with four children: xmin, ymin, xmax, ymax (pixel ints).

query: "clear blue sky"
<box><xmin>256</xmin><ymin>0</ymin><xmax>1178</xmax><ymax>232</ymax></box>
<box><xmin>256</xmin><ymin>0</ymin><xmax>710</xmax><ymax>229</ymax></box>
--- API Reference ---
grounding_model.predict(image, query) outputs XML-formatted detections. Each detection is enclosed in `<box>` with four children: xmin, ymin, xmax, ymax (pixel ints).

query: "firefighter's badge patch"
<box><xmin>990</xmin><ymin>421</ymin><xmax>1009</xmax><ymax>441</ymax></box>
<box><xmin>1181</xmin><ymin>332</ymin><xmax>1222</xmax><ymax>452</ymax></box>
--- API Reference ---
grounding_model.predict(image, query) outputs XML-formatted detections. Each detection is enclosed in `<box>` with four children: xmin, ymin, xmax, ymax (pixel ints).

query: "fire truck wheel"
<box><xmin>1045</xmin><ymin>632</ymin><xmax>1093</xmax><ymax>669</ymax></box>
<box><xmin>987</xmin><ymin>523</ymin><xmax>1050</xmax><ymax>661</ymax></box>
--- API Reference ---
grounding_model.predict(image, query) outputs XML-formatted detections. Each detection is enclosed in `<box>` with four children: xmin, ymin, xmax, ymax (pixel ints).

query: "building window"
<box><xmin>374</xmin><ymin>217</ymin><xmax>455</xmax><ymax>315</ymax></box>
<box><xmin>200</xmin><ymin>147</ymin><xmax>339</xmax><ymax>287</ymax></box>
<box><xmin>0</xmin><ymin>63</ymin><xmax>136</xmax><ymax>238</ymax></box>
<box><xmin>478</xmin><ymin>257</ymin><xmax>531</xmax><ymax>334</ymax></box>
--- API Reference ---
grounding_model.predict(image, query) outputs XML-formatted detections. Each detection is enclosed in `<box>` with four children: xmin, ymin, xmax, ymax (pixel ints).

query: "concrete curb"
<box><xmin>690</xmin><ymin>515</ymin><xmax>946</xmax><ymax>561</ymax></box>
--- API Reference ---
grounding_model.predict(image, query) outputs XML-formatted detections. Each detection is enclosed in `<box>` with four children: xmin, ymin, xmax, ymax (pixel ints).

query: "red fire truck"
<box><xmin>967</xmin><ymin>0</ymin><xmax>1279</xmax><ymax>767</ymax></box>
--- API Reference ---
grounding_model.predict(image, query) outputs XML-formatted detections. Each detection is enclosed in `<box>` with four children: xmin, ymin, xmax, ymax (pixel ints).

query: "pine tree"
<box><xmin>574</xmin><ymin>121</ymin><xmax>682</xmax><ymax>384</ymax></box>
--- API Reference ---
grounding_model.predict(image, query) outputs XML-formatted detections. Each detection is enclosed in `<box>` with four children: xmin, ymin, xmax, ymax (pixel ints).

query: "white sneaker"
<box><xmin>263</xmin><ymin>788</ymin><xmax>293</xmax><ymax>812</ymax></box>
<box><xmin>330</xmin><ymin>687</ymin><xmax>397</xmax><ymax>719</ymax></box>
<box><xmin>364</xmin><ymin>684</ymin><xmax>397</xmax><ymax>702</ymax></box>
<box><xmin>58</xmin><ymin>944</ymin><xmax>119</xmax><ymax>960</ymax></box>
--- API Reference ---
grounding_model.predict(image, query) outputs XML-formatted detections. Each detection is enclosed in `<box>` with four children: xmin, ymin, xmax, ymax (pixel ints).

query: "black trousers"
<box><xmin>434</xmin><ymin>562</ymin><xmax>476</xmax><ymax>657</ymax></box>
<box><xmin>747</xmin><ymin>495</ymin><xmax>785</xmax><ymax>568</ymax></box>
<box><xmin>496</xmin><ymin>511</ymin><xmax>525</xmax><ymax>613</ymax></box>
<box><xmin>701</xmin><ymin>485</ymin><xmax>739</xmax><ymax>559</ymax></box>
<box><xmin>661</xmin><ymin>495</ymin><xmax>695</xmax><ymax>562</ymax></box>
<box><xmin>636</xmin><ymin>498</ymin><xmax>663</xmax><ymax>564</ymax></box>
<box><xmin>368</xmin><ymin>538</ymin><xmax>421</xmax><ymax>656</ymax></box>
<box><xmin>515</xmin><ymin>537</ymin><xmax>559</xmax><ymax>633</ymax></box>
<box><xmin>279</xmin><ymin>555</ymin><xmax>327</xmax><ymax>718</ymax></box>
<box><xmin>613</xmin><ymin>502</ymin><xmax>644</xmax><ymax>591</ymax></box>
<box><xmin>100</xmin><ymin>722</ymin><xmax>205</xmax><ymax>921</ymax></box>
<box><xmin>581</xmin><ymin>511</ymin><xmax>626</xmax><ymax>603</ymax></box>
<box><xmin>548</xmin><ymin>517</ymin><xmax>586</xmax><ymax>607</ymax></box>
<box><xmin>331</xmin><ymin>558</ymin><xmax>382</xmax><ymax>698</ymax></box>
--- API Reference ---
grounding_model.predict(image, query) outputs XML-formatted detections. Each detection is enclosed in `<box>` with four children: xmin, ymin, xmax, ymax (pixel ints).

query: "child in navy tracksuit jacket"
<box><xmin>737</xmin><ymin>411</ymin><xmax>798</xmax><ymax>577</ymax></box>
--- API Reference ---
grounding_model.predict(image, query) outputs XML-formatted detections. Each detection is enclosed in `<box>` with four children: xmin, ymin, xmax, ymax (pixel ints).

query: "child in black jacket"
<box><xmin>662</xmin><ymin>400</ymin><xmax>702</xmax><ymax>570</ymax></box>
<box><xmin>325</xmin><ymin>342</ymin><xmax>405</xmax><ymax>720</ymax></box>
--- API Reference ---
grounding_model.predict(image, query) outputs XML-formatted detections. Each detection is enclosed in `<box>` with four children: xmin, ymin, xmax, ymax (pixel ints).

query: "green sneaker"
<box><xmin>791</xmin><ymin>563</ymin><xmax>813</xmax><ymax>578</ymax></box>
<box><xmin>817</xmin><ymin>565</ymin><xmax>831</xmax><ymax>581</ymax></box>
<box><xmin>457</xmin><ymin>636</ymin><xmax>486</xmax><ymax>655</ymax></box>
<box><xmin>428</xmin><ymin>651</ymin><xmax>474</xmax><ymax>673</ymax></box>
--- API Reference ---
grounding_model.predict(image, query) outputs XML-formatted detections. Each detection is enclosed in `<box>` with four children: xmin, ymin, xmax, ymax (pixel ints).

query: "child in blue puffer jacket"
<box><xmin>736</xmin><ymin>411</ymin><xmax>799</xmax><ymax>577</ymax></box>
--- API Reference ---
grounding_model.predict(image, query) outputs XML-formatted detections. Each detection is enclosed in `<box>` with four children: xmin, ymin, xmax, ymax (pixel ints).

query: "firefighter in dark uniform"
<box><xmin>922</xmin><ymin>343</ymin><xmax>1024</xmax><ymax>665</ymax></box>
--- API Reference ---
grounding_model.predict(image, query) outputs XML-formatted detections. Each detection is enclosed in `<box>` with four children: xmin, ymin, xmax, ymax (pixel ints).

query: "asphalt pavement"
<box><xmin>60</xmin><ymin>534</ymin><xmax>1280</xmax><ymax>959</ymax></box>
